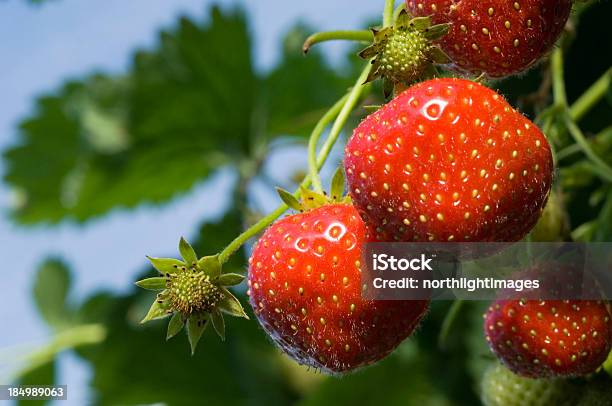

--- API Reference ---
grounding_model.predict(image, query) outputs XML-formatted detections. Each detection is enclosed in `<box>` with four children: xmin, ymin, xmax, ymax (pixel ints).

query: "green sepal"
<box><xmin>409</xmin><ymin>16</ymin><xmax>432</xmax><ymax>31</ymax></box>
<box><xmin>383</xmin><ymin>78</ymin><xmax>394</xmax><ymax>99</ymax></box>
<box><xmin>359</xmin><ymin>43</ymin><xmax>378</xmax><ymax>60</ymax></box>
<box><xmin>300</xmin><ymin>186</ymin><xmax>328</xmax><ymax>210</ymax></box>
<box><xmin>146</xmin><ymin>256</ymin><xmax>184</xmax><ymax>275</ymax></box>
<box><xmin>197</xmin><ymin>255</ymin><xmax>221</xmax><ymax>280</ymax></box>
<box><xmin>179</xmin><ymin>237</ymin><xmax>198</xmax><ymax>266</ymax></box>
<box><xmin>363</xmin><ymin>105</ymin><xmax>382</xmax><ymax>113</ymax></box>
<box><xmin>141</xmin><ymin>299</ymin><xmax>172</xmax><ymax>324</ymax></box>
<box><xmin>217</xmin><ymin>273</ymin><xmax>245</xmax><ymax>287</ymax></box>
<box><xmin>218</xmin><ymin>287</ymin><xmax>249</xmax><ymax>319</ymax></box>
<box><xmin>166</xmin><ymin>312</ymin><xmax>184</xmax><ymax>340</ymax></box>
<box><xmin>210</xmin><ymin>309</ymin><xmax>226</xmax><ymax>341</ymax></box>
<box><xmin>423</xmin><ymin>23</ymin><xmax>451</xmax><ymax>40</ymax></box>
<box><xmin>187</xmin><ymin>313</ymin><xmax>209</xmax><ymax>355</ymax></box>
<box><xmin>135</xmin><ymin>277</ymin><xmax>167</xmax><ymax>291</ymax></box>
<box><xmin>363</xmin><ymin>65</ymin><xmax>381</xmax><ymax>85</ymax></box>
<box><xmin>330</xmin><ymin>167</ymin><xmax>345</xmax><ymax>201</ymax></box>
<box><xmin>427</xmin><ymin>46</ymin><xmax>452</xmax><ymax>64</ymax></box>
<box><xmin>276</xmin><ymin>187</ymin><xmax>303</xmax><ymax>211</ymax></box>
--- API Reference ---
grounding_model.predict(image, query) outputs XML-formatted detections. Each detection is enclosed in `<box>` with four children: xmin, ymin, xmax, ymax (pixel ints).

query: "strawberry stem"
<box><xmin>551</xmin><ymin>48</ymin><xmax>568</xmax><ymax>108</ymax></box>
<box><xmin>563</xmin><ymin>114</ymin><xmax>612</xmax><ymax>183</ymax></box>
<box><xmin>218</xmin><ymin>65</ymin><xmax>373</xmax><ymax>265</ymax></box>
<box><xmin>307</xmin><ymin>96</ymin><xmax>349</xmax><ymax>194</ymax></box>
<box><xmin>302</xmin><ymin>30</ymin><xmax>372</xmax><ymax>54</ymax></box>
<box><xmin>383</xmin><ymin>0</ymin><xmax>396</xmax><ymax>27</ymax></box>
<box><xmin>438</xmin><ymin>299</ymin><xmax>464</xmax><ymax>350</ymax></box>
<box><xmin>569</xmin><ymin>67</ymin><xmax>612</xmax><ymax>122</ymax></box>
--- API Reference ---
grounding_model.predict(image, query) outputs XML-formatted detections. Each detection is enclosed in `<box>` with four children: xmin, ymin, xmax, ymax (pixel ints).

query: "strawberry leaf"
<box><xmin>33</xmin><ymin>259</ymin><xmax>73</xmax><ymax>330</ymax></box>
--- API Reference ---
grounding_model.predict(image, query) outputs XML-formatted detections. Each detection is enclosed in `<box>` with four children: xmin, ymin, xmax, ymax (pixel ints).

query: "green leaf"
<box><xmin>198</xmin><ymin>255</ymin><xmax>221</xmax><ymax>279</ymax></box>
<box><xmin>135</xmin><ymin>277</ymin><xmax>167</xmax><ymax>291</ymax></box>
<box><xmin>330</xmin><ymin>166</ymin><xmax>345</xmax><ymax>200</ymax></box>
<box><xmin>3</xmin><ymin>9</ymin><xmax>254</xmax><ymax>224</ymax></box>
<box><xmin>210</xmin><ymin>309</ymin><xmax>226</xmax><ymax>341</ymax></box>
<box><xmin>140</xmin><ymin>300</ymin><xmax>171</xmax><ymax>324</ymax></box>
<box><xmin>146</xmin><ymin>256</ymin><xmax>184</xmax><ymax>274</ymax></box>
<box><xmin>33</xmin><ymin>259</ymin><xmax>73</xmax><ymax>330</ymax></box>
<box><xmin>263</xmin><ymin>24</ymin><xmax>353</xmax><ymax>139</ymax></box>
<box><xmin>217</xmin><ymin>273</ymin><xmax>245</xmax><ymax>287</ymax></box>
<box><xmin>276</xmin><ymin>187</ymin><xmax>302</xmax><ymax>211</ymax></box>
<box><xmin>218</xmin><ymin>287</ymin><xmax>249</xmax><ymax>319</ymax></box>
<box><xmin>179</xmin><ymin>237</ymin><xmax>198</xmax><ymax>265</ymax></box>
<box><xmin>166</xmin><ymin>312</ymin><xmax>184</xmax><ymax>340</ymax></box>
<box><xmin>17</xmin><ymin>360</ymin><xmax>55</xmax><ymax>406</ymax></box>
<box><xmin>187</xmin><ymin>313</ymin><xmax>209</xmax><ymax>355</ymax></box>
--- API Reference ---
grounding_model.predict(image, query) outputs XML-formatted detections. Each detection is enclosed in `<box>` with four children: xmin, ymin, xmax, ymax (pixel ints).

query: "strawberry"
<box><xmin>484</xmin><ymin>298</ymin><xmax>612</xmax><ymax>378</ymax></box>
<box><xmin>344</xmin><ymin>78</ymin><xmax>553</xmax><ymax>243</ymax></box>
<box><xmin>405</xmin><ymin>0</ymin><xmax>572</xmax><ymax>77</ymax></box>
<box><xmin>481</xmin><ymin>362</ymin><xmax>575</xmax><ymax>406</ymax></box>
<box><xmin>247</xmin><ymin>200</ymin><xmax>429</xmax><ymax>374</ymax></box>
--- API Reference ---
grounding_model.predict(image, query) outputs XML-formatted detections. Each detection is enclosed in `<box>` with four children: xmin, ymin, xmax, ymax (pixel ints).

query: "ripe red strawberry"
<box><xmin>248</xmin><ymin>203</ymin><xmax>429</xmax><ymax>374</ymax></box>
<box><xmin>344</xmin><ymin>78</ymin><xmax>553</xmax><ymax>243</ymax></box>
<box><xmin>405</xmin><ymin>0</ymin><xmax>572</xmax><ymax>77</ymax></box>
<box><xmin>484</xmin><ymin>299</ymin><xmax>612</xmax><ymax>378</ymax></box>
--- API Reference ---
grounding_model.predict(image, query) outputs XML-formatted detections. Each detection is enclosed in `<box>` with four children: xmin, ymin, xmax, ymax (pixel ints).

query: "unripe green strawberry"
<box><xmin>481</xmin><ymin>362</ymin><xmax>574</xmax><ymax>406</ymax></box>
<box><xmin>360</xmin><ymin>10</ymin><xmax>451</xmax><ymax>89</ymax></box>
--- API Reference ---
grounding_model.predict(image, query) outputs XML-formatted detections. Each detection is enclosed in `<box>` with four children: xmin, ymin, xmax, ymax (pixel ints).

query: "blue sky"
<box><xmin>0</xmin><ymin>0</ymin><xmax>382</xmax><ymax>402</ymax></box>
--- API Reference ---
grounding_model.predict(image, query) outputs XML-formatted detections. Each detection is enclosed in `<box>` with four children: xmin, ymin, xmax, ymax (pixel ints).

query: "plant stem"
<box><xmin>308</xmin><ymin>96</ymin><xmax>349</xmax><ymax>193</ymax></box>
<box><xmin>551</xmin><ymin>48</ymin><xmax>567</xmax><ymax>107</ymax></box>
<box><xmin>12</xmin><ymin>324</ymin><xmax>106</xmax><ymax>380</ymax></box>
<box><xmin>556</xmin><ymin>143</ymin><xmax>582</xmax><ymax>161</ymax></box>
<box><xmin>564</xmin><ymin>114</ymin><xmax>612</xmax><ymax>183</ymax></box>
<box><xmin>438</xmin><ymin>300</ymin><xmax>464</xmax><ymax>350</ymax></box>
<box><xmin>302</xmin><ymin>30</ymin><xmax>372</xmax><ymax>54</ymax></box>
<box><xmin>383</xmin><ymin>0</ymin><xmax>396</xmax><ymax>27</ymax></box>
<box><xmin>218</xmin><ymin>65</ymin><xmax>372</xmax><ymax>265</ymax></box>
<box><xmin>569</xmin><ymin>67</ymin><xmax>612</xmax><ymax>122</ymax></box>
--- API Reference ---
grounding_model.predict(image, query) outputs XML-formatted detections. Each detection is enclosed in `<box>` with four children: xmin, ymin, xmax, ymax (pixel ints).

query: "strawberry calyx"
<box><xmin>277</xmin><ymin>167</ymin><xmax>351</xmax><ymax>213</ymax></box>
<box><xmin>136</xmin><ymin>237</ymin><xmax>249</xmax><ymax>354</ymax></box>
<box><xmin>360</xmin><ymin>9</ymin><xmax>450</xmax><ymax>95</ymax></box>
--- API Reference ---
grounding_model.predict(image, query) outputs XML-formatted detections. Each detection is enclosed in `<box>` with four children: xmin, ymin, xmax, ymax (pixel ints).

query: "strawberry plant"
<box><xmin>4</xmin><ymin>0</ymin><xmax>612</xmax><ymax>404</ymax></box>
